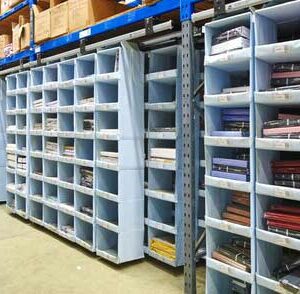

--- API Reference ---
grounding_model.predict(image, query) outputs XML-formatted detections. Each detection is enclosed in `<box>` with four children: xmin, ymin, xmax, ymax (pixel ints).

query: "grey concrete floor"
<box><xmin>0</xmin><ymin>205</ymin><xmax>205</xmax><ymax>294</ymax></box>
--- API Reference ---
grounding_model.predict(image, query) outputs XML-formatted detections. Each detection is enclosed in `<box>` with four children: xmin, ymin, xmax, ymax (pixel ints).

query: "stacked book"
<box><xmin>45</xmin><ymin>100</ymin><xmax>58</xmax><ymax>107</ymax></box>
<box><xmin>63</xmin><ymin>145</ymin><xmax>74</xmax><ymax>157</ymax></box>
<box><xmin>263</xmin><ymin>113</ymin><xmax>300</xmax><ymax>139</ymax></box>
<box><xmin>222</xmin><ymin>86</ymin><xmax>249</xmax><ymax>95</ymax></box>
<box><xmin>79</xmin><ymin>97</ymin><xmax>94</xmax><ymax>105</ymax></box>
<box><xmin>99</xmin><ymin>151</ymin><xmax>118</xmax><ymax>164</ymax></box>
<box><xmin>212</xmin><ymin>238</ymin><xmax>251</xmax><ymax>272</ymax></box>
<box><xmin>150</xmin><ymin>127</ymin><xmax>176</xmax><ymax>134</ymax></box>
<box><xmin>7</xmin><ymin>152</ymin><xmax>16</xmax><ymax>169</ymax></box>
<box><xmin>80</xmin><ymin>206</ymin><xmax>93</xmax><ymax>217</ymax></box>
<box><xmin>211</xmin><ymin>156</ymin><xmax>250</xmax><ymax>182</ymax></box>
<box><xmin>150</xmin><ymin>148</ymin><xmax>176</xmax><ymax>163</ymax></box>
<box><xmin>33</xmin><ymin>122</ymin><xmax>42</xmax><ymax>130</ymax></box>
<box><xmin>231</xmin><ymin>279</ymin><xmax>251</xmax><ymax>294</ymax></box>
<box><xmin>83</xmin><ymin>119</ymin><xmax>94</xmax><ymax>131</ymax></box>
<box><xmin>17</xmin><ymin>155</ymin><xmax>26</xmax><ymax>170</ymax></box>
<box><xmin>273</xmin><ymin>255</ymin><xmax>300</xmax><ymax>293</ymax></box>
<box><xmin>33</xmin><ymin>99</ymin><xmax>43</xmax><ymax>109</ymax></box>
<box><xmin>272</xmin><ymin>160</ymin><xmax>300</xmax><ymax>188</ymax></box>
<box><xmin>16</xmin><ymin>183</ymin><xmax>26</xmax><ymax>193</ymax></box>
<box><xmin>222</xmin><ymin>191</ymin><xmax>250</xmax><ymax>226</ymax></box>
<box><xmin>45</xmin><ymin>117</ymin><xmax>57</xmax><ymax>131</ymax></box>
<box><xmin>80</xmin><ymin>167</ymin><xmax>93</xmax><ymax>188</ymax></box>
<box><xmin>7</xmin><ymin>125</ymin><xmax>16</xmax><ymax>132</ymax></box>
<box><xmin>61</xmin><ymin>225</ymin><xmax>74</xmax><ymax>235</ymax></box>
<box><xmin>45</xmin><ymin>141</ymin><xmax>57</xmax><ymax>154</ymax></box>
<box><xmin>211</xmin><ymin>108</ymin><xmax>249</xmax><ymax>137</ymax></box>
<box><xmin>150</xmin><ymin>236</ymin><xmax>176</xmax><ymax>261</ymax></box>
<box><xmin>7</xmin><ymin>143</ymin><xmax>16</xmax><ymax>151</ymax></box>
<box><xmin>271</xmin><ymin>62</ymin><xmax>300</xmax><ymax>90</ymax></box>
<box><xmin>211</xmin><ymin>26</ymin><xmax>250</xmax><ymax>56</ymax></box>
<box><xmin>264</xmin><ymin>204</ymin><xmax>300</xmax><ymax>239</ymax></box>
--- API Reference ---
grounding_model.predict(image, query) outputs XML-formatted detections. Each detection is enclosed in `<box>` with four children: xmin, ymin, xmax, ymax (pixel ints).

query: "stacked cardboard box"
<box><xmin>12</xmin><ymin>15</ymin><xmax>30</xmax><ymax>54</ymax></box>
<box><xmin>0</xmin><ymin>34</ymin><xmax>12</xmax><ymax>58</ymax></box>
<box><xmin>34</xmin><ymin>0</ymin><xmax>128</xmax><ymax>43</ymax></box>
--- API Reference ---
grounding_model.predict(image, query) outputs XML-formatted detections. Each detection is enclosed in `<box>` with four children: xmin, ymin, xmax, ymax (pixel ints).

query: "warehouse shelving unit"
<box><xmin>144</xmin><ymin>44</ymin><xmax>184</xmax><ymax>266</ymax></box>
<box><xmin>204</xmin><ymin>12</ymin><xmax>256</xmax><ymax>293</ymax></box>
<box><xmin>6</xmin><ymin>41</ymin><xmax>145</xmax><ymax>264</ymax></box>
<box><xmin>254</xmin><ymin>2</ymin><xmax>300</xmax><ymax>293</ymax></box>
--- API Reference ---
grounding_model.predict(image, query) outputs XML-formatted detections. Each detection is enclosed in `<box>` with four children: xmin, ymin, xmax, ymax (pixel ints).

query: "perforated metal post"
<box><xmin>182</xmin><ymin>20</ymin><xmax>196</xmax><ymax>294</ymax></box>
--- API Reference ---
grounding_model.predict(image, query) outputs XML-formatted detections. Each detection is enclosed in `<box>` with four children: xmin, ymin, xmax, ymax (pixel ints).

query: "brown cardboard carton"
<box><xmin>20</xmin><ymin>22</ymin><xmax>30</xmax><ymax>50</ymax></box>
<box><xmin>33</xmin><ymin>4</ymin><xmax>51</xmax><ymax>43</ymax></box>
<box><xmin>9</xmin><ymin>0</ymin><xmax>23</xmax><ymax>8</ymax></box>
<box><xmin>0</xmin><ymin>34</ymin><xmax>12</xmax><ymax>58</ymax></box>
<box><xmin>68</xmin><ymin>0</ymin><xmax>127</xmax><ymax>33</ymax></box>
<box><xmin>1</xmin><ymin>0</ymin><xmax>10</xmax><ymax>14</ymax></box>
<box><xmin>50</xmin><ymin>1</ymin><xmax>68</xmax><ymax>38</ymax></box>
<box><xmin>12</xmin><ymin>22</ymin><xmax>20</xmax><ymax>53</ymax></box>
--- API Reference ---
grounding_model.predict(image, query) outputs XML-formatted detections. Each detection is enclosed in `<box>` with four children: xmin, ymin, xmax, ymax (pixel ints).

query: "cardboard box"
<box><xmin>20</xmin><ymin>22</ymin><xmax>30</xmax><ymax>50</ymax></box>
<box><xmin>12</xmin><ymin>22</ymin><xmax>20</xmax><ymax>53</ymax></box>
<box><xmin>1</xmin><ymin>0</ymin><xmax>10</xmax><ymax>14</ymax></box>
<box><xmin>50</xmin><ymin>1</ymin><xmax>68</xmax><ymax>38</ymax></box>
<box><xmin>9</xmin><ymin>0</ymin><xmax>23</xmax><ymax>8</ymax></box>
<box><xmin>33</xmin><ymin>4</ymin><xmax>51</xmax><ymax>43</ymax></box>
<box><xmin>68</xmin><ymin>0</ymin><xmax>127</xmax><ymax>33</ymax></box>
<box><xmin>0</xmin><ymin>34</ymin><xmax>12</xmax><ymax>58</ymax></box>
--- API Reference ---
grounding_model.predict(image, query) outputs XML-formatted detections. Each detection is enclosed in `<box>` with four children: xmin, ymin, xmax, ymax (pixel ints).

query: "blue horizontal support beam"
<box><xmin>0</xmin><ymin>49</ymin><xmax>32</xmax><ymax>67</ymax></box>
<box><xmin>0</xmin><ymin>0</ymin><xmax>29</xmax><ymax>21</ymax></box>
<box><xmin>37</xmin><ymin>0</ymin><xmax>179</xmax><ymax>54</ymax></box>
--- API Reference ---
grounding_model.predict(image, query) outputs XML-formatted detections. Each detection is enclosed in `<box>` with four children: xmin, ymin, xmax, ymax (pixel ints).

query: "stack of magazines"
<box><xmin>150</xmin><ymin>236</ymin><xmax>176</xmax><ymax>261</ymax></box>
<box><xmin>61</xmin><ymin>225</ymin><xmax>74</xmax><ymax>236</ymax></box>
<box><xmin>150</xmin><ymin>148</ymin><xmax>176</xmax><ymax>163</ymax></box>
<box><xmin>45</xmin><ymin>100</ymin><xmax>58</xmax><ymax>107</ymax></box>
<box><xmin>264</xmin><ymin>204</ymin><xmax>300</xmax><ymax>239</ymax></box>
<box><xmin>83</xmin><ymin>118</ymin><xmax>94</xmax><ymax>131</ymax></box>
<box><xmin>263</xmin><ymin>113</ymin><xmax>300</xmax><ymax>139</ymax></box>
<box><xmin>271</xmin><ymin>62</ymin><xmax>300</xmax><ymax>90</ymax></box>
<box><xmin>17</xmin><ymin>155</ymin><xmax>26</xmax><ymax>170</ymax></box>
<box><xmin>222</xmin><ymin>192</ymin><xmax>250</xmax><ymax>226</ymax></box>
<box><xmin>232</xmin><ymin>279</ymin><xmax>251</xmax><ymax>294</ymax></box>
<box><xmin>33</xmin><ymin>122</ymin><xmax>42</xmax><ymax>130</ymax></box>
<box><xmin>273</xmin><ymin>255</ymin><xmax>300</xmax><ymax>293</ymax></box>
<box><xmin>212</xmin><ymin>238</ymin><xmax>251</xmax><ymax>272</ymax></box>
<box><xmin>79</xmin><ymin>97</ymin><xmax>94</xmax><ymax>105</ymax></box>
<box><xmin>80</xmin><ymin>206</ymin><xmax>93</xmax><ymax>217</ymax></box>
<box><xmin>33</xmin><ymin>99</ymin><xmax>43</xmax><ymax>109</ymax></box>
<box><xmin>80</xmin><ymin>167</ymin><xmax>93</xmax><ymax>188</ymax></box>
<box><xmin>212</xmin><ymin>156</ymin><xmax>250</xmax><ymax>182</ymax></box>
<box><xmin>63</xmin><ymin>145</ymin><xmax>74</xmax><ymax>157</ymax></box>
<box><xmin>211</xmin><ymin>26</ymin><xmax>250</xmax><ymax>56</ymax></box>
<box><xmin>272</xmin><ymin>160</ymin><xmax>300</xmax><ymax>188</ymax></box>
<box><xmin>7</xmin><ymin>152</ymin><xmax>16</xmax><ymax>169</ymax></box>
<box><xmin>45</xmin><ymin>117</ymin><xmax>57</xmax><ymax>131</ymax></box>
<box><xmin>99</xmin><ymin>151</ymin><xmax>118</xmax><ymax>164</ymax></box>
<box><xmin>211</xmin><ymin>108</ymin><xmax>249</xmax><ymax>137</ymax></box>
<box><xmin>45</xmin><ymin>141</ymin><xmax>57</xmax><ymax>154</ymax></box>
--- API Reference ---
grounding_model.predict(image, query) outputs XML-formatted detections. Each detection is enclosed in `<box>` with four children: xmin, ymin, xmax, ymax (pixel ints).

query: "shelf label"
<box><xmin>273</xmin><ymin>93</ymin><xmax>290</xmax><ymax>101</ymax></box>
<box><xmin>35</xmin><ymin>46</ymin><xmax>41</xmax><ymax>53</ymax></box>
<box><xmin>79</xmin><ymin>28</ymin><xmax>91</xmax><ymax>39</ymax></box>
<box><xmin>273</xmin><ymin>45</ymin><xmax>289</xmax><ymax>54</ymax></box>
<box><xmin>218</xmin><ymin>95</ymin><xmax>229</xmax><ymax>103</ymax></box>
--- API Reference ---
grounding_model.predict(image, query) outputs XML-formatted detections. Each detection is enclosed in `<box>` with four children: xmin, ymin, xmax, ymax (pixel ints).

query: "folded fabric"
<box><xmin>150</xmin><ymin>237</ymin><xmax>176</xmax><ymax>260</ymax></box>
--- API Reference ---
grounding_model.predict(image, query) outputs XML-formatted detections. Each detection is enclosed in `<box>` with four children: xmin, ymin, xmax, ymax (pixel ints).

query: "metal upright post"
<box><xmin>181</xmin><ymin>1</ymin><xmax>196</xmax><ymax>293</ymax></box>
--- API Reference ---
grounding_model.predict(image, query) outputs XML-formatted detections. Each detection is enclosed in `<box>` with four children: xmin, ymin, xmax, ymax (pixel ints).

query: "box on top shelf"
<box><xmin>68</xmin><ymin>0</ymin><xmax>128</xmax><ymax>33</ymax></box>
<box><xmin>0</xmin><ymin>34</ymin><xmax>12</xmax><ymax>58</ymax></box>
<box><xmin>9</xmin><ymin>0</ymin><xmax>23</xmax><ymax>9</ymax></box>
<box><xmin>33</xmin><ymin>3</ymin><xmax>51</xmax><ymax>43</ymax></box>
<box><xmin>50</xmin><ymin>0</ymin><xmax>68</xmax><ymax>38</ymax></box>
<box><xmin>12</xmin><ymin>15</ymin><xmax>30</xmax><ymax>53</ymax></box>
<box><xmin>1</xmin><ymin>0</ymin><xmax>10</xmax><ymax>14</ymax></box>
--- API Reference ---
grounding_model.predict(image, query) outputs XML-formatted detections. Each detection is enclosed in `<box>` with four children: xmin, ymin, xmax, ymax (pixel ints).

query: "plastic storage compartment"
<box><xmin>75</xmin><ymin>191</ymin><xmax>93</xmax><ymax>221</ymax></box>
<box><xmin>58</xmin><ymin>88</ymin><xmax>74</xmax><ymax>110</ymax></box>
<box><xmin>75</xmin><ymin>218</ymin><xmax>94</xmax><ymax>250</ymax></box>
<box><xmin>59</xmin><ymin>59</ymin><xmax>75</xmax><ymax>83</ymax></box>
<box><xmin>17</xmin><ymin>72</ymin><xmax>29</xmax><ymax>90</ymax></box>
<box><xmin>44</xmin><ymin>205</ymin><xmax>58</xmax><ymax>232</ymax></box>
<box><xmin>97</xmin><ymin>48</ymin><xmax>120</xmax><ymax>75</ymax></box>
<box><xmin>29</xmin><ymin>201</ymin><xmax>43</xmax><ymax>225</ymax></box>
<box><xmin>6</xmin><ymin>74</ymin><xmax>17</xmax><ymax>92</ymax></box>
<box><xmin>75</xmin><ymin>53</ymin><xmax>96</xmax><ymax>80</ymax></box>
<box><xmin>44</xmin><ymin>64</ymin><xmax>58</xmax><ymax>85</ymax></box>
<box><xmin>59</xmin><ymin>187</ymin><xmax>74</xmax><ymax>214</ymax></box>
<box><xmin>58</xmin><ymin>211</ymin><xmax>75</xmax><ymax>241</ymax></box>
<box><xmin>58</xmin><ymin>162</ymin><xmax>74</xmax><ymax>186</ymax></box>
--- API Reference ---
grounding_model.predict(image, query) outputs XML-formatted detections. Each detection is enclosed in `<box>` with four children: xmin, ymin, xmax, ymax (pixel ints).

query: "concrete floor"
<box><xmin>0</xmin><ymin>205</ymin><xmax>205</xmax><ymax>294</ymax></box>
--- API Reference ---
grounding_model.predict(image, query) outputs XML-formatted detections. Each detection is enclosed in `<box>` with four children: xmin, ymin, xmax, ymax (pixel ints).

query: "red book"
<box><xmin>278</xmin><ymin>113</ymin><xmax>300</xmax><ymax>120</ymax></box>
<box><xmin>264</xmin><ymin>126</ymin><xmax>300</xmax><ymax>136</ymax></box>
<box><xmin>272</xmin><ymin>167</ymin><xmax>300</xmax><ymax>174</ymax></box>
<box><xmin>272</xmin><ymin>71</ymin><xmax>300</xmax><ymax>79</ymax></box>
<box><xmin>270</xmin><ymin>204</ymin><xmax>300</xmax><ymax>215</ymax></box>
<box><xmin>264</xmin><ymin>211</ymin><xmax>300</xmax><ymax>225</ymax></box>
<box><xmin>267</xmin><ymin>220</ymin><xmax>300</xmax><ymax>231</ymax></box>
<box><xmin>272</xmin><ymin>160</ymin><xmax>300</xmax><ymax>168</ymax></box>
